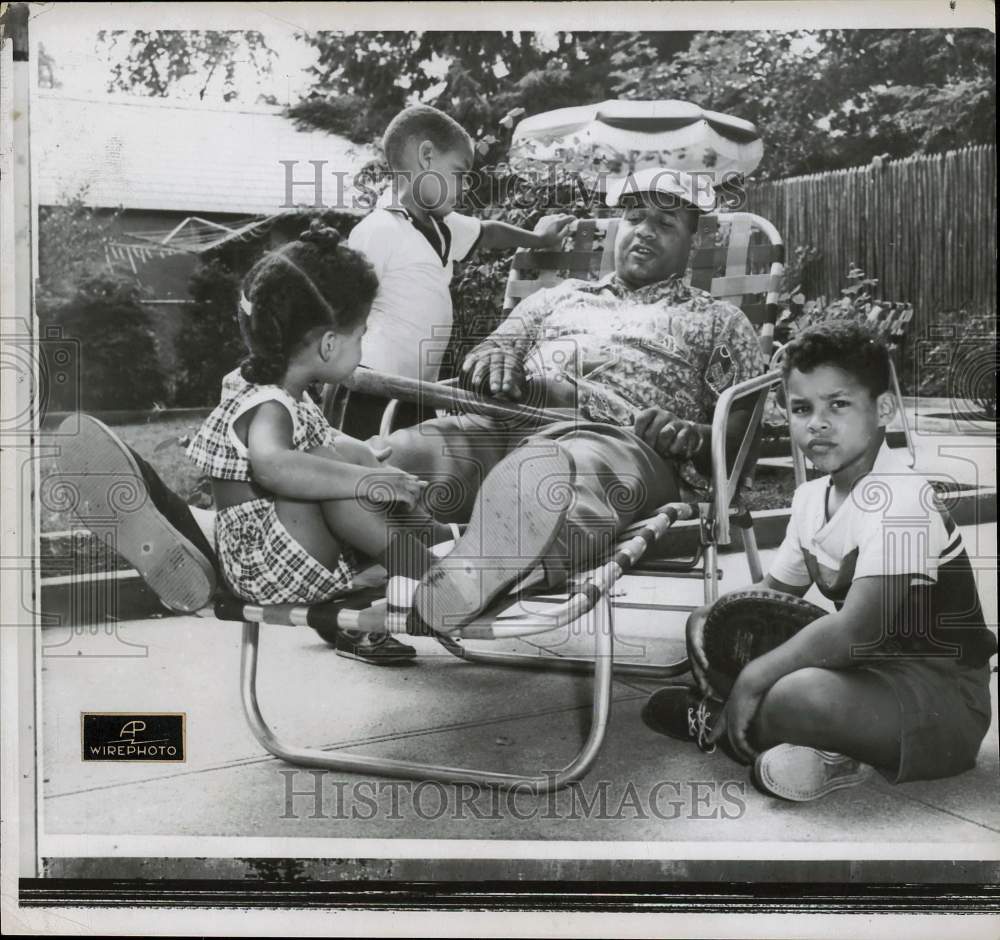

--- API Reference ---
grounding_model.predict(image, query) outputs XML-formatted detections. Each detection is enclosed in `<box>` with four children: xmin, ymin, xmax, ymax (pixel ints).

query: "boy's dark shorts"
<box><xmin>862</xmin><ymin>657</ymin><xmax>994</xmax><ymax>784</ymax></box>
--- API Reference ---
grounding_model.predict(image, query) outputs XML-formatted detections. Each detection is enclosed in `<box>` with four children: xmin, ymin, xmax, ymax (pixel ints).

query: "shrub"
<box><xmin>447</xmin><ymin>162</ymin><xmax>602</xmax><ymax>375</ymax></box>
<box><xmin>38</xmin><ymin>273</ymin><xmax>167</xmax><ymax>411</ymax></box>
<box><xmin>37</xmin><ymin>197</ymin><xmax>122</xmax><ymax>303</ymax></box>
<box><xmin>912</xmin><ymin>310</ymin><xmax>997</xmax><ymax>418</ymax></box>
<box><xmin>172</xmin><ymin>257</ymin><xmax>245</xmax><ymax>406</ymax></box>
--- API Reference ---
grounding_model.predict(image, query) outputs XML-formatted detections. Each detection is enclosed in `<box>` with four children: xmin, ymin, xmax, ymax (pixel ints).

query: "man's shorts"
<box><xmin>862</xmin><ymin>657</ymin><xmax>993</xmax><ymax>783</ymax></box>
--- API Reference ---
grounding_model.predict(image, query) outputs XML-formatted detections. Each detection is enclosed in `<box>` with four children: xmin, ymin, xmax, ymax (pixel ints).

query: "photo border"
<box><xmin>3</xmin><ymin>1</ymin><xmax>997</xmax><ymax>934</ymax></box>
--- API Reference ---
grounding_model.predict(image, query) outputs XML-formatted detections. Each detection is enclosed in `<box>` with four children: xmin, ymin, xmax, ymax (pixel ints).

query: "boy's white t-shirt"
<box><xmin>768</xmin><ymin>442</ymin><xmax>994</xmax><ymax>664</ymax></box>
<box><xmin>348</xmin><ymin>190</ymin><xmax>482</xmax><ymax>382</ymax></box>
<box><xmin>769</xmin><ymin>443</ymin><xmax>959</xmax><ymax>597</ymax></box>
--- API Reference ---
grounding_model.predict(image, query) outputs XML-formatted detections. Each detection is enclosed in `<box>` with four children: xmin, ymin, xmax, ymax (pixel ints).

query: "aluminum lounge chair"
<box><xmin>60</xmin><ymin>211</ymin><xmax>787</xmax><ymax>794</ymax></box>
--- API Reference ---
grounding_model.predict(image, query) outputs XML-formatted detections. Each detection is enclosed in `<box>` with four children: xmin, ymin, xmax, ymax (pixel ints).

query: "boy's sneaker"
<box><xmin>641</xmin><ymin>685</ymin><xmax>723</xmax><ymax>754</ymax></box>
<box><xmin>752</xmin><ymin>744</ymin><xmax>873</xmax><ymax>801</ymax></box>
<box><xmin>54</xmin><ymin>415</ymin><xmax>217</xmax><ymax>613</ymax></box>
<box><xmin>335</xmin><ymin>630</ymin><xmax>416</xmax><ymax>666</ymax></box>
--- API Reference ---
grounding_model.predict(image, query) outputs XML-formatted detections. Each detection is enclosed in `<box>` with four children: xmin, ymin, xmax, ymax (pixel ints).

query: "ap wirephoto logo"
<box><xmin>81</xmin><ymin>713</ymin><xmax>186</xmax><ymax>762</ymax></box>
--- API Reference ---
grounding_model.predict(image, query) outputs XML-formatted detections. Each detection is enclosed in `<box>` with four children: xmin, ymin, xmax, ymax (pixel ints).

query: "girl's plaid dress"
<box><xmin>187</xmin><ymin>369</ymin><xmax>358</xmax><ymax>604</ymax></box>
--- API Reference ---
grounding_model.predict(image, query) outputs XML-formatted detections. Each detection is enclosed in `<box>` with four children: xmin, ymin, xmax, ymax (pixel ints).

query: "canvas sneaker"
<box><xmin>641</xmin><ymin>685</ymin><xmax>723</xmax><ymax>754</ymax></box>
<box><xmin>753</xmin><ymin>744</ymin><xmax>874</xmax><ymax>801</ymax></box>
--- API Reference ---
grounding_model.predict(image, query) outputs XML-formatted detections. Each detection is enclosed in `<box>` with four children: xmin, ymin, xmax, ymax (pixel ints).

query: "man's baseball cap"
<box><xmin>605</xmin><ymin>167</ymin><xmax>716</xmax><ymax>213</ymax></box>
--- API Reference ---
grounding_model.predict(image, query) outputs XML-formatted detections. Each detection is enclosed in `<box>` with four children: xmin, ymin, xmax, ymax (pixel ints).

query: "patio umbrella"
<box><xmin>509</xmin><ymin>99</ymin><xmax>763</xmax><ymax>188</ymax></box>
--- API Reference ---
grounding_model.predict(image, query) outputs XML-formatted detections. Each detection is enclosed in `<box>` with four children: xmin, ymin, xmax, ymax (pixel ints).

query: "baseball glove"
<box><xmin>701</xmin><ymin>590</ymin><xmax>828</xmax><ymax>695</ymax></box>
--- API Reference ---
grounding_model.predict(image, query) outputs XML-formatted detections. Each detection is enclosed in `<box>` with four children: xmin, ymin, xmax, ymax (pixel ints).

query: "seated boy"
<box><xmin>643</xmin><ymin>322</ymin><xmax>996</xmax><ymax>801</ymax></box>
<box><xmin>335</xmin><ymin>103</ymin><xmax>573</xmax><ymax>436</ymax></box>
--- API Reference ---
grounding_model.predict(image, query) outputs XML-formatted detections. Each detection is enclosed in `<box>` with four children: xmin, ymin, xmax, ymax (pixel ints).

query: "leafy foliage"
<box><xmin>98</xmin><ymin>27</ymin><xmax>995</xmax><ymax>180</ymax></box>
<box><xmin>98</xmin><ymin>29</ymin><xmax>276</xmax><ymax>102</ymax></box>
<box><xmin>616</xmin><ymin>29</ymin><xmax>995</xmax><ymax>179</ymax></box>
<box><xmin>37</xmin><ymin>196</ymin><xmax>122</xmax><ymax>303</ymax></box>
<box><xmin>39</xmin><ymin>274</ymin><xmax>167</xmax><ymax>411</ymax></box>
<box><xmin>285</xmin><ymin>32</ymin><xmax>688</xmax><ymax>146</ymax></box>
<box><xmin>172</xmin><ymin>258</ymin><xmax>246</xmax><ymax>406</ymax></box>
<box><xmin>36</xmin><ymin>194</ymin><xmax>168</xmax><ymax>411</ymax></box>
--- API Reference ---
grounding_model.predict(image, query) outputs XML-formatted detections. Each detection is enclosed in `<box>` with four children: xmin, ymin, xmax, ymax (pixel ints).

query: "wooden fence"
<box><xmin>743</xmin><ymin>145</ymin><xmax>996</xmax><ymax>323</ymax></box>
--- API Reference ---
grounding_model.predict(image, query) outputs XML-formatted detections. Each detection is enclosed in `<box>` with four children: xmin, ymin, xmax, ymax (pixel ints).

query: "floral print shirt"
<box><xmin>487</xmin><ymin>272</ymin><xmax>766</xmax><ymax>492</ymax></box>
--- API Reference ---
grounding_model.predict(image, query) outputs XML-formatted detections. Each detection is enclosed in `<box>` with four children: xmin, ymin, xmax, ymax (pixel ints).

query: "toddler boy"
<box><xmin>341</xmin><ymin>103</ymin><xmax>572</xmax><ymax>434</ymax></box>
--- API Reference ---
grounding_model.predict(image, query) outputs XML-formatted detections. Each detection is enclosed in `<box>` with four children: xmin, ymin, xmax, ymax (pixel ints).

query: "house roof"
<box><xmin>33</xmin><ymin>93</ymin><xmax>374</xmax><ymax>216</ymax></box>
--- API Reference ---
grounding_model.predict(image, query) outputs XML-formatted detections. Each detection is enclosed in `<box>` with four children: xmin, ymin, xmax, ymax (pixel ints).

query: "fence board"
<box><xmin>743</xmin><ymin>146</ymin><xmax>997</xmax><ymax>328</ymax></box>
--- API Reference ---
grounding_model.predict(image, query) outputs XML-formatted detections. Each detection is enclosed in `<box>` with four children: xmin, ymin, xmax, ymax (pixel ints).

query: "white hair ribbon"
<box><xmin>239</xmin><ymin>292</ymin><xmax>253</xmax><ymax>318</ymax></box>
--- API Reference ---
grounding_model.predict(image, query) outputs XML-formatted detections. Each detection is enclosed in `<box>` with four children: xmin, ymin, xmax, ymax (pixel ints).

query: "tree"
<box><xmin>285</xmin><ymin>31</ymin><xmax>685</xmax><ymax>146</ymax></box>
<box><xmin>37</xmin><ymin>194</ymin><xmax>168</xmax><ymax>410</ymax></box>
<box><xmin>614</xmin><ymin>29</ymin><xmax>996</xmax><ymax>179</ymax></box>
<box><xmin>172</xmin><ymin>258</ymin><xmax>245</xmax><ymax>406</ymax></box>
<box><xmin>37</xmin><ymin>195</ymin><xmax>121</xmax><ymax>302</ymax></box>
<box><xmin>817</xmin><ymin>29</ymin><xmax>996</xmax><ymax>158</ymax></box>
<box><xmin>95</xmin><ymin>28</ymin><xmax>995</xmax><ymax>178</ymax></box>
<box><xmin>98</xmin><ymin>29</ymin><xmax>276</xmax><ymax>101</ymax></box>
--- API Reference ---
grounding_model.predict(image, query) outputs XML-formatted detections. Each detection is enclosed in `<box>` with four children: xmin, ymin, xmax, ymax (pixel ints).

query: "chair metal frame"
<box><xmin>204</xmin><ymin>210</ymin><xmax>787</xmax><ymax>793</ymax></box>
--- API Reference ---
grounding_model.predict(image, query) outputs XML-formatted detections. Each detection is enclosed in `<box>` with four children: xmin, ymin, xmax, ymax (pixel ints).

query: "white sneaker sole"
<box><xmin>54</xmin><ymin>415</ymin><xmax>216</xmax><ymax>613</ymax></box>
<box><xmin>753</xmin><ymin>744</ymin><xmax>873</xmax><ymax>802</ymax></box>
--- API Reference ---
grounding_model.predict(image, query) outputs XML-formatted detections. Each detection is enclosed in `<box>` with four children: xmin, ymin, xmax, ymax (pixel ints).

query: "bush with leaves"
<box><xmin>37</xmin><ymin>197</ymin><xmax>122</xmax><ymax>304</ymax></box>
<box><xmin>446</xmin><ymin>162</ymin><xmax>607</xmax><ymax>375</ymax></box>
<box><xmin>39</xmin><ymin>274</ymin><xmax>167</xmax><ymax>412</ymax></box>
<box><xmin>172</xmin><ymin>257</ymin><xmax>245</xmax><ymax>406</ymax></box>
<box><xmin>912</xmin><ymin>311</ymin><xmax>997</xmax><ymax>419</ymax></box>
<box><xmin>775</xmin><ymin>264</ymin><xmax>884</xmax><ymax>342</ymax></box>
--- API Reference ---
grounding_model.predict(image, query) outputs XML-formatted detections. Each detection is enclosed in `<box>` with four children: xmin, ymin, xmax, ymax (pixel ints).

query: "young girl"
<box><xmin>187</xmin><ymin>222</ymin><xmax>451</xmax><ymax>658</ymax></box>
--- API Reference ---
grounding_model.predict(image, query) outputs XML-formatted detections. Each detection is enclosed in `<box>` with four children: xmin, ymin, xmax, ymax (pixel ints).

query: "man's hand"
<box><xmin>532</xmin><ymin>213</ymin><xmax>575</xmax><ymax>250</ymax></box>
<box><xmin>461</xmin><ymin>343</ymin><xmax>527</xmax><ymax>400</ymax></box>
<box><xmin>526</xmin><ymin>369</ymin><xmax>579</xmax><ymax>410</ymax></box>
<box><xmin>633</xmin><ymin>407</ymin><xmax>704</xmax><ymax>459</ymax></box>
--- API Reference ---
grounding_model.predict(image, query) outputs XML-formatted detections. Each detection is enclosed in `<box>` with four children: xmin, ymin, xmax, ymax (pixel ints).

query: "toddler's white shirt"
<box><xmin>348</xmin><ymin>190</ymin><xmax>482</xmax><ymax>382</ymax></box>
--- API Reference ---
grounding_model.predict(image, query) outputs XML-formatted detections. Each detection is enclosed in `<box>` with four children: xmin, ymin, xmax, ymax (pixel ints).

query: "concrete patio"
<box><xmin>39</xmin><ymin>524</ymin><xmax>998</xmax><ymax>856</ymax></box>
<box><xmin>34</xmin><ymin>409</ymin><xmax>999</xmax><ymax>882</ymax></box>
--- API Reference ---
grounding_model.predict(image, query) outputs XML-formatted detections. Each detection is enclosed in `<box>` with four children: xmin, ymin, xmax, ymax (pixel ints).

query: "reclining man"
<box><xmin>368</xmin><ymin>167</ymin><xmax>768</xmax><ymax>633</ymax></box>
<box><xmin>61</xmin><ymin>168</ymin><xmax>766</xmax><ymax>641</ymax></box>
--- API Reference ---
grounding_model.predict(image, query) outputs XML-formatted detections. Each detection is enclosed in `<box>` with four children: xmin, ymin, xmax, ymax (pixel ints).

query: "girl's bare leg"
<box><xmin>274</xmin><ymin>445</ymin><xmax>449</xmax><ymax>569</ymax></box>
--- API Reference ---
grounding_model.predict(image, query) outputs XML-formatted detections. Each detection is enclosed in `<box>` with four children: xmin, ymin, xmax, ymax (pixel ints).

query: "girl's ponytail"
<box><xmin>237</xmin><ymin>273</ymin><xmax>290</xmax><ymax>385</ymax></box>
<box><xmin>298</xmin><ymin>219</ymin><xmax>342</xmax><ymax>250</ymax></box>
<box><xmin>240</xmin><ymin>351</ymin><xmax>287</xmax><ymax>385</ymax></box>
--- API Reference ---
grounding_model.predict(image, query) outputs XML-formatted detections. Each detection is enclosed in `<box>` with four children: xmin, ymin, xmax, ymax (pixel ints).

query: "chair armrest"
<box><xmin>710</xmin><ymin>369</ymin><xmax>784</xmax><ymax>544</ymax></box>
